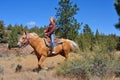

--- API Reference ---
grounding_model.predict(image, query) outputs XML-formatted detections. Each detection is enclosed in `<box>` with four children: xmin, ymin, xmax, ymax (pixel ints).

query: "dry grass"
<box><xmin>0</xmin><ymin>53</ymin><xmax>80</xmax><ymax>80</ymax></box>
<box><xmin>0</xmin><ymin>52</ymin><xmax>119</xmax><ymax>80</ymax></box>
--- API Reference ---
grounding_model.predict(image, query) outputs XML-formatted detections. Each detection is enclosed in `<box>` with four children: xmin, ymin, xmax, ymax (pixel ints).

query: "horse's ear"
<box><xmin>24</xmin><ymin>31</ymin><xmax>27</xmax><ymax>35</ymax></box>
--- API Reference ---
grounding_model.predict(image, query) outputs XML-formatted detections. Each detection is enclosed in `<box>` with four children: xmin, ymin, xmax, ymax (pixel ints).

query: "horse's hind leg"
<box><xmin>64</xmin><ymin>50</ymin><xmax>69</xmax><ymax>60</ymax></box>
<box><xmin>62</xmin><ymin>42</ymin><xmax>70</xmax><ymax>60</ymax></box>
<box><xmin>60</xmin><ymin>50</ymin><xmax>69</xmax><ymax>60</ymax></box>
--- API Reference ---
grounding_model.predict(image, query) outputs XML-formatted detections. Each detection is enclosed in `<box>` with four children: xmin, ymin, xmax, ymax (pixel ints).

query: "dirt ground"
<box><xmin>0</xmin><ymin>53</ymin><xmax>81</xmax><ymax>80</ymax></box>
<box><xmin>0</xmin><ymin>53</ymin><xmax>120</xmax><ymax>80</ymax></box>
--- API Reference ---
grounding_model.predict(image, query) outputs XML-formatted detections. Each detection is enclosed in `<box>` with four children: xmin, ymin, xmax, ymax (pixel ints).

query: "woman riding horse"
<box><xmin>44</xmin><ymin>17</ymin><xmax>56</xmax><ymax>54</ymax></box>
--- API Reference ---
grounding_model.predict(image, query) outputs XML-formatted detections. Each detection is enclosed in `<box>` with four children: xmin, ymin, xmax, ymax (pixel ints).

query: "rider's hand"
<box><xmin>47</xmin><ymin>33</ymin><xmax>50</xmax><ymax>36</ymax></box>
<box><xmin>44</xmin><ymin>30</ymin><xmax>47</xmax><ymax>33</ymax></box>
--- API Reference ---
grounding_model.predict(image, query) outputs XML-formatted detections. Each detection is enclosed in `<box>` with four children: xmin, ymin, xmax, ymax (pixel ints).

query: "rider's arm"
<box><xmin>47</xmin><ymin>23</ymin><xmax>55</xmax><ymax>35</ymax></box>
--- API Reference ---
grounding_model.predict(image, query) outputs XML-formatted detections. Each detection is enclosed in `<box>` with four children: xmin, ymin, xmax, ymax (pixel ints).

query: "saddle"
<box><xmin>43</xmin><ymin>37</ymin><xmax>63</xmax><ymax>48</ymax></box>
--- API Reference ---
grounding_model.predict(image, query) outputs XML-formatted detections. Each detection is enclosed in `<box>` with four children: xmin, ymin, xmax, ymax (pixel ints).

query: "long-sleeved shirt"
<box><xmin>45</xmin><ymin>22</ymin><xmax>55</xmax><ymax>36</ymax></box>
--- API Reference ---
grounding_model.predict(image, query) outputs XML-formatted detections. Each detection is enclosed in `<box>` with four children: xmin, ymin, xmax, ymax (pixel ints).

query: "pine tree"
<box><xmin>95</xmin><ymin>29</ymin><xmax>100</xmax><ymax>40</ymax></box>
<box><xmin>55</xmin><ymin>0</ymin><xmax>80</xmax><ymax>40</ymax></box>
<box><xmin>23</xmin><ymin>26</ymin><xmax>28</xmax><ymax>32</ymax></box>
<box><xmin>83</xmin><ymin>24</ymin><xmax>94</xmax><ymax>51</ymax></box>
<box><xmin>114</xmin><ymin>0</ymin><xmax>120</xmax><ymax>30</ymax></box>
<box><xmin>106</xmin><ymin>35</ymin><xmax>117</xmax><ymax>52</ymax></box>
<box><xmin>15</xmin><ymin>24</ymin><xmax>23</xmax><ymax>34</ymax></box>
<box><xmin>0</xmin><ymin>21</ymin><xmax>8</xmax><ymax>43</ymax></box>
<box><xmin>116</xmin><ymin>37</ymin><xmax>120</xmax><ymax>50</ymax></box>
<box><xmin>0</xmin><ymin>21</ymin><xmax>4</xmax><ymax>41</ymax></box>
<box><xmin>29</xmin><ymin>26</ymin><xmax>41</xmax><ymax>35</ymax></box>
<box><xmin>7</xmin><ymin>24</ymin><xmax>13</xmax><ymax>30</ymax></box>
<box><xmin>8</xmin><ymin>27</ymin><xmax>18</xmax><ymax>49</ymax></box>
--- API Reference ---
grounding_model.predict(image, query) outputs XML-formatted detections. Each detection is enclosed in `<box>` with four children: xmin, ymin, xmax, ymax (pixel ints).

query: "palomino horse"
<box><xmin>17</xmin><ymin>32</ymin><xmax>79</xmax><ymax>70</ymax></box>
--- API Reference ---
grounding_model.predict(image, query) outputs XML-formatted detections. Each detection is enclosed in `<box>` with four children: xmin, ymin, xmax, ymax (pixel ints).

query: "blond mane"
<box><xmin>29</xmin><ymin>32</ymin><xmax>39</xmax><ymax>37</ymax></box>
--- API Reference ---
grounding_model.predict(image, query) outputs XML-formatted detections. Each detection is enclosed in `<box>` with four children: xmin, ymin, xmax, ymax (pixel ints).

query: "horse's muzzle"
<box><xmin>17</xmin><ymin>42</ymin><xmax>22</xmax><ymax>48</ymax></box>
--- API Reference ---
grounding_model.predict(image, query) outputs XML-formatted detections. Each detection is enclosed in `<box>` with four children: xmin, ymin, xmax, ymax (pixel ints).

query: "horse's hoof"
<box><xmin>33</xmin><ymin>68</ymin><xmax>41</xmax><ymax>73</ymax></box>
<box><xmin>48</xmin><ymin>66</ymin><xmax>55</xmax><ymax>70</ymax></box>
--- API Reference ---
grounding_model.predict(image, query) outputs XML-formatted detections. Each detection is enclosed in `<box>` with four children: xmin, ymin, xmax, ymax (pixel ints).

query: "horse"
<box><xmin>17</xmin><ymin>32</ymin><xmax>79</xmax><ymax>70</ymax></box>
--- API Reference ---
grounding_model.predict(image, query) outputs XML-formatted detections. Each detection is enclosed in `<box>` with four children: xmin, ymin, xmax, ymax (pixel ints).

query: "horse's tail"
<box><xmin>67</xmin><ymin>39</ymin><xmax>80</xmax><ymax>53</ymax></box>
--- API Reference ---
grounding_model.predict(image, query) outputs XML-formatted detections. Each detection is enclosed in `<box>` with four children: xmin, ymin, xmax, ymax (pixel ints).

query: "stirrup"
<box><xmin>52</xmin><ymin>49</ymin><xmax>56</xmax><ymax>54</ymax></box>
<box><xmin>52</xmin><ymin>51</ymin><xmax>56</xmax><ymax>54</ymax></box>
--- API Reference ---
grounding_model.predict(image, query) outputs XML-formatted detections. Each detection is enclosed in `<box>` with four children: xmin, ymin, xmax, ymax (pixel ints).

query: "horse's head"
<box><xmin>17</xmin><ymin>32</ymin><xmax>30</xmax><ymax>48</ymax></box>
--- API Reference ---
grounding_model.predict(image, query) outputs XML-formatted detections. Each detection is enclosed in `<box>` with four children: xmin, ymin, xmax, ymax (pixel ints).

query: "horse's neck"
<box><xmin>29</xmin><ymin>36</ymin><xmax>42</xmax><ymax>49</ymax></box>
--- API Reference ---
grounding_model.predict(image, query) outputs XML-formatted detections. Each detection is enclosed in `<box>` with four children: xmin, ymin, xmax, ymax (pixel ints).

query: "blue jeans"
<box><xmin>51</xmin><ymin>34</ymin><xmax>55</xmax><ymax>48</ymax></box>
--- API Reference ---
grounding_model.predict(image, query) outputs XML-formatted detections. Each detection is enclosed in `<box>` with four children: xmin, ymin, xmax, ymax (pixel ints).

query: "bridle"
<box><xmin>26</xmin><ymin>34</ymin><xmax>30</xmax><ymax>44</ymax></box>
<box><xmin>20</xmin><ymin>33</ymin><xmax>40</xmax><ymax>47</ymax></box>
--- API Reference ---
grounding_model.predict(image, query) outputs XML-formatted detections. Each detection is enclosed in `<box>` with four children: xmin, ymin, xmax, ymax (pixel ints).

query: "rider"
<box><xmin>44</xmin><ymin>17</ymin><xmax>56</xmax><ymax>54</ymax></box>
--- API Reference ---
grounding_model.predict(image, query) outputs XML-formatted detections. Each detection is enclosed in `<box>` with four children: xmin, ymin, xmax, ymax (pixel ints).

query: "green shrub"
<box><xmin>56</xmin><ymin>52</ymin><xmax>120</xmax><ymax>79</ymax></box>
<box><xmin>8</xmin><ymin>27</ymin><xmax>18</xmax><ymax>49</ymax></box>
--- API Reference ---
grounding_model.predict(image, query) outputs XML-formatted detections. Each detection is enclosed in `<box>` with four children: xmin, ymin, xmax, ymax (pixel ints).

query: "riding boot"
<box><xmin>52</xmin><ymin>48</ymin><xmax>56</xmax><ymax>54</ymax></box>
<box><xmin>49</xmin><ymin>47</ymin><xmax>52</xmax><ymax>52</ymax></box>
<box><xmin>49</xmin><ymin>46</ymin><xmax>56</xmax><ymax>54</ymax></box>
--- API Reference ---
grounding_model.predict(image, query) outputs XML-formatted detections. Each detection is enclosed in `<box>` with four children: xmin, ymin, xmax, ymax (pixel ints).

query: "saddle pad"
<box><xmin>43</xmin><ymin>38</ymin><xmax>63</xmax><ymax>47</ymax></box>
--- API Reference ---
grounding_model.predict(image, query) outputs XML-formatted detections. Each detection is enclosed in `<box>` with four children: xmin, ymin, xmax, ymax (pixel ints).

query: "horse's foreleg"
<box><xmin>37</xmin><ymin>56</ymin><xmax>41</xmax><ymax>61</ymax></box>
<box><xmin>38</xmin><ymin>55</ymin><xmax>46</xmax><ymax>69</ymax></box>
<box><xmin>34</xmin><ymin>51</ymin><xmax>41</xmax><ymax>61</ymax></box>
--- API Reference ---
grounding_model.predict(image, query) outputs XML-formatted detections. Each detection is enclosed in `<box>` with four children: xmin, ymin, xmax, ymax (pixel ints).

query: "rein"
<box><xmin>26</xmin><ymin>33</ymin><xmax>30</xmax><ymax>44</ymax></box>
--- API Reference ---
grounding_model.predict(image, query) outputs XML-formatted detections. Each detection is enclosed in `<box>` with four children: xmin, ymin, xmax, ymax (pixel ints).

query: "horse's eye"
<box><xmin>22</xmin><ymin>37</ymin><xmax>25</xmax><ymax>39</ymax></box>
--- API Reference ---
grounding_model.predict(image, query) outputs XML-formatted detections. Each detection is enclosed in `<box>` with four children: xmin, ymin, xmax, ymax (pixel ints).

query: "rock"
<box><xmin>15</xmin><ymin>64</ymin><xmax>22</xmax><ymax>72</ymax></box>
<box><xmin>0</xmin><ymin>65</ymin><xmax>4</xmax><ymax>74</ymax></box>
<box><xmin>38</xmin><ymin>69</ymin><xmax>47</xmax><ymax>80</ymax></box>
